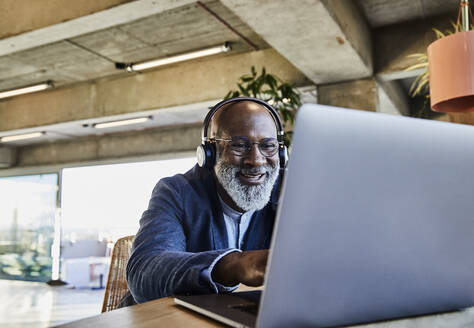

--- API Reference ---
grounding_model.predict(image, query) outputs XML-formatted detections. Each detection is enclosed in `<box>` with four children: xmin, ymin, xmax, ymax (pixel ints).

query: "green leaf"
<box><xmin>269</xmin><ymin>76</ymin><xmax>278</xmax><ymax>92</ymax></box>
<box><xmin>432</xmin><ymin>28</ymin><xmax>445</xmax><ymax>39</ymax></box>
<box><xmin>237</xmin><ymin>83</ymin><xmax>247</xmax><ymax>95</ymax></box>
<box><xmin>413</xmin><ymin>75</ymin><xmax>429</xmax><ymax>96</ymax></box>
<box><xmin>405</xmin><ymin>63</ymin><xmax>428</xmax><ymax>71</ymax></box>
<box><xmin>450</xmin><ymin>21</ymin><xmax>459</xmax><ymax>33</ymax></box>
<box><xmin>406</xmin><ymin>53</ymin><xmax>427</xmax><ymax>60</ymax></box>
<box><xmin>251</xmin><ymin>66</ymin><xmax>256</xmax><ymax>77</ymax></box>
<box><xmin>409</xmin><ymin>71</ymin><xmax>429</xmax><ymax>97</ymax></box>
<box><xmin>409</xmin><ymin>73</ymin><xmax>423</xmax><ymax>95</ymax></box>
<box><xmin>262</xmin><ymin>89</ymin><xmax>276</xmax><ymax>95</ymax></box>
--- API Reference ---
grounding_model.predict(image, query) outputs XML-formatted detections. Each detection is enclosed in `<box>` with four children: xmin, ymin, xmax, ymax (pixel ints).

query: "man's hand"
<box><xmin>212</xmin><ymin>250</ymin><xmax>269</xmax><ymax>287</ymax></box>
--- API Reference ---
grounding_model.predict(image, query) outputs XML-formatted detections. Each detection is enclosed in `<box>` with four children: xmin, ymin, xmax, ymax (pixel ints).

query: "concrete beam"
<box><xmin>16</xmin><ymin>124</ymin><xmax>201</xmax><ymax>167</ymax></box>
<box><xmin>0</xmin><ymin>48</ymin><xmax>309</xmax><ymax>132</ymax></box>
<box><xmin>376</xmin><ymin>79</ymin><xmax>410</xmax><ymax>116</ymax></box>
<box><xmin>220</xmin><ymin>0</ymin><xmax>372</xmax><ymax>84</ymax></box>
<box><xmin>0</xmin><ymin>0</ymin><xmax>195</xmax><ymax>56</ymax></box>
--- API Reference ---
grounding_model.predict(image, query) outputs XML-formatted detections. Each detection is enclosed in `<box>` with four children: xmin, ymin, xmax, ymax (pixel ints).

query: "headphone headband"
<box><xmin>201</xmin><ymin>97</ymin><xmax>284</xmax><ymax>143</ymax></box>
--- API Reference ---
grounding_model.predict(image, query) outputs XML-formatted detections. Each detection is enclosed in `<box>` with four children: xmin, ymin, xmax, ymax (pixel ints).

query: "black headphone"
<box><xmin>196</xmin><ymin>97</ymin><xmax>288</xmax><ymax>169</ymax></box>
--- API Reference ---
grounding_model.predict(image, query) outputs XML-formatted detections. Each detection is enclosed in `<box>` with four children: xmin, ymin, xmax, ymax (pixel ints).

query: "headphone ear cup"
<box><xmin>196</xmin><ymin>144</ymin><xmax>206</xmax><ymax>168</ymax></box>
<box><xmin>196</xmin><ymin>142</ymin><xmax>216</xmax><ymax>169</ymax></box>
<box><xmin>279</xmin><ymin>146</ymin><xmax>288</xmax><ymax>168</ymax></box>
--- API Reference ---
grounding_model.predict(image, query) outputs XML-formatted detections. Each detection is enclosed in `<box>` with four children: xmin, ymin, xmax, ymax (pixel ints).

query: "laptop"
<box><xmin>175</xmin><ymin>104</ymin><xmax>474</xmax><ymax>327</ymax></box>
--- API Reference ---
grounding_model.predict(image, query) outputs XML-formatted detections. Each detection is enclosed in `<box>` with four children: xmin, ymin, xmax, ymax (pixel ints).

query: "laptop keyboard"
<box><xmin>227</xmin><ymin>291</ymin><xmax>261</xmax><ymax>315</ymax></box>
<box><xmin>229</xmin><ymin>303</ymin><xmax>259</xmax><ymax>315</ymax></box>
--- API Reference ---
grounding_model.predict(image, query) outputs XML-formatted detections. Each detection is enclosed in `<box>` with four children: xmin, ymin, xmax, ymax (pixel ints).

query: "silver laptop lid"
<box><xmin>257</xmin><ymin>104</ymin><xmax>474</xmax><ymax>327</ymax></box>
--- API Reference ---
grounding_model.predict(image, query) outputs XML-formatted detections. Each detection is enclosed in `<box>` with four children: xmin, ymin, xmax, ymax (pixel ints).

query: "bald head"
<box><xmin>210</xmin><ymin>100</ymin><xmax>278</xmax><ymax>139</ymax></box>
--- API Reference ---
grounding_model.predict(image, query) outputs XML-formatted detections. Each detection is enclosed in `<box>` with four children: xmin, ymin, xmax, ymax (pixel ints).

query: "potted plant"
<box><xmin>407</xmin><ymin>1</ymin><xmax>474</xmax><ymax>113</ymax></box>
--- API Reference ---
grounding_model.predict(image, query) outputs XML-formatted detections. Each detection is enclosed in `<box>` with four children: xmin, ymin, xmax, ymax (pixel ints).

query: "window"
<box><xmin>0</xmin><ymin>156</ymin><xmax>196</xmax><ymax>282</ymax></box>
<box><xmin>61</xmin><ymin>157</ymin><xmax>196</xmax><ymax>243</ymax></box>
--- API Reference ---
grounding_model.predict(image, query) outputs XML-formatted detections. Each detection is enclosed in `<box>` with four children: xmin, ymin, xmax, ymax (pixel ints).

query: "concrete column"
<box><xmin>0</xmin><ymin>146</ymin><xmax>17</xmax><ymax>168</ymax></box>
<box><xmin>318</xmin><ymin>77</ymin><xmax>411</xmax><ymax>116</ymax></box>
<box><xmin>448</xmin><ymin>113</ymin><xmax>474</xmax><ymax>126</ymax></box>
<box><xmin>318</xmin><ymin>78</ymin><xmax>378</xmax><ymax>112</ymax></box>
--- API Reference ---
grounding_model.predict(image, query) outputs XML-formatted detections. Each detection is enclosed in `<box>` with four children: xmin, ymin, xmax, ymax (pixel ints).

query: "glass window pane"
<box><xmin>61</xmin><ymin>157</ymin><xmax>196</xmax><ymax>243</ymax></box>
<box><xmin>0</xmin><ymin>174</ymin><xmax>58</xmax><ymax>282</ymax></box>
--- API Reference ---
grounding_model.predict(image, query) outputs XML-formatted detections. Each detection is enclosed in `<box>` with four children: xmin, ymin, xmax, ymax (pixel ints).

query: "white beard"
<box><xmin>214</xmin><ymin>157</ymin><xmax>279</xmax><ymax>212</ymax></box>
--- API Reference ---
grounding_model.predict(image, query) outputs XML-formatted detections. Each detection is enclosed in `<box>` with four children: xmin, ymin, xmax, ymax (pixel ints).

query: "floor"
<box><xmin>0</xmin><ymin>279</ymin><xmax>104</xmax><ymax>328</ymax></box>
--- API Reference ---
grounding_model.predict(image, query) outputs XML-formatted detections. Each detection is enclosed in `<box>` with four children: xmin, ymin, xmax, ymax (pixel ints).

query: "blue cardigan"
<box><xmin>126</xmin><ymin>164</ymin><xmax>278</xmax><ymax>303</ymax></box>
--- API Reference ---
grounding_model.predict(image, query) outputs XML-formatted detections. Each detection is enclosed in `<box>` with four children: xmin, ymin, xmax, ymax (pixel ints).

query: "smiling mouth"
<box><xmin>238</xmin><ymin>172</ymin><xmax>266</xmax><ymax>184</ymax></box>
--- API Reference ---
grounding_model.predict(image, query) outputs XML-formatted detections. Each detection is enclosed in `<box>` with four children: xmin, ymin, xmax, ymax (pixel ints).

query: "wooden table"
<box><xmin>55</xmin><ymin>285</ymin><xmax>261</xmax><ymax>328</ymax></box>
<box><xmin>53</xmin><ymin>296</ymin><xmax>223</xmax><ymax>328</ymax></box>
<box><xmin>55</xmin><ymin>292</ymin><xmax>474</xmax><ymax>328</ymax></box>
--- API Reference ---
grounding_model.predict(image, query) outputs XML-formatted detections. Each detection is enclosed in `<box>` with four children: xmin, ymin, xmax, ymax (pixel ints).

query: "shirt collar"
<box><xmin>218</xmin><ymin>193</ymin><xmax>255</xmax><ymax>220</ymax></box>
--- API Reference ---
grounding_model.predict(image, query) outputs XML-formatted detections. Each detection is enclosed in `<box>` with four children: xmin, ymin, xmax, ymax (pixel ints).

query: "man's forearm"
<box><xmin>127</xmin><ymin>249</ymin><xmax>234</xmax><ymax>302</ymax></box>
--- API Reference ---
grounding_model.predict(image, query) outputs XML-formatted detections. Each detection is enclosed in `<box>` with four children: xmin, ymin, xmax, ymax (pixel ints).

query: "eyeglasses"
<box><xmin>212</xmin><ymin>136</ymin><xmax>281</xmax><ymax>157</ymax></box>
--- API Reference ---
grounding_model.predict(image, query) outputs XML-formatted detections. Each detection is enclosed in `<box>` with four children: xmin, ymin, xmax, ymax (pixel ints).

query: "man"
<box><xmin>124</xmin><ymin>97</ymin><xmax>283</xmax><ymax>304</ymax></box>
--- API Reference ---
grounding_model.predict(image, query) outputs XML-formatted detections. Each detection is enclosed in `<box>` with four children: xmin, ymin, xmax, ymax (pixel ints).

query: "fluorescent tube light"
<box><xmin>1</xmin><ymin>131</ymin><xmax>45</xmax><ymax>142</ymax></box>
<box><xmin>92</xmin><ymin>116</ymin><xmax>152</xmax><ymax>129</ymax></box>
<box><xmin>122</xmin><ymin>43</ymin><xmax>231</xmax><ymax>72</ymax></box>
<box><xmin>0</xmin><ymin>81</ymin><xmax>53</xmax><ymax>100</ymax></box>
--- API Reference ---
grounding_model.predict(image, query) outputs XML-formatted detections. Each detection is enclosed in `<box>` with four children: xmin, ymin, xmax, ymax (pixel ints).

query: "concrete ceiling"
<box><xmin>0</xmin><ymin>0</ymin><xmax>463</xmax><ymax>150</ymax></box>
<box><xmin>355</xmin><ymin>0</ymin><xmax>459</xmax><ymax>28</ymax></box>
<box><xmin>0</xmin><ymin>0</ymin><xmax>268</xmax><ymax>91</ymax></box>
<box><xmin>0</xmin><ymin>0</ymin><xmax>460</xmax><ymax>92</ymax></box>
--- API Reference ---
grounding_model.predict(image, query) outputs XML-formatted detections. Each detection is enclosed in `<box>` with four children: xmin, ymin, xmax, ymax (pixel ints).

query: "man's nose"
<box><xmin>243</xmin><ymin>143</ymin><xmax>266</xmax><ymax>166</ymax></box>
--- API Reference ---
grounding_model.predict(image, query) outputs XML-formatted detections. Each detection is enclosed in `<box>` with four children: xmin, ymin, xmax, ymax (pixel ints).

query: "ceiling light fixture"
<box><xmin>92</xmin><ymin>116</ymin><xmax>152</xmax><ymax>129</ymax></box>
<box><xmin>116</xmin><ymin>43</ymin><xmax>231</xmax><ymax>72</ymax></box>
<box><xmin>0</xmin><ymin>131</ymin><xmax>45</xmax><ymax>142</ymax></box>
<box><xmin>0</xmin><ymin>81</ymin><xmax>53</xmax><ymax>100</ymax></box>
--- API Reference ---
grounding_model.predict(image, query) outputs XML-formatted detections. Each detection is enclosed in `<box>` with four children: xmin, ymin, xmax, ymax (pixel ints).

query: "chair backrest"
<box><xmin>101</xmin><ymin>235</ymin><xmax>135</xmax><ymax>312</ymax></box>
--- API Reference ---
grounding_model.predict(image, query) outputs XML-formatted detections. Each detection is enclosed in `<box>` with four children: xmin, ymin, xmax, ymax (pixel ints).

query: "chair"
<box><xmin>101</xmin><ymin>235</ymin><xmax>135</xmax><ymax>312</ymax></box>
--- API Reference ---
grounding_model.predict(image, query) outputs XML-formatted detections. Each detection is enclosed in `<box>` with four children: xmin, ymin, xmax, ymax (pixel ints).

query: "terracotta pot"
<box><xmin>428</xmin><ymin>30</ymin><xmax>474</xmax><ymax>112</ymax></box>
